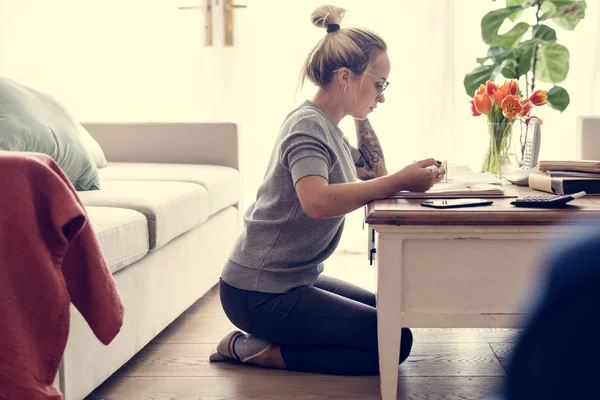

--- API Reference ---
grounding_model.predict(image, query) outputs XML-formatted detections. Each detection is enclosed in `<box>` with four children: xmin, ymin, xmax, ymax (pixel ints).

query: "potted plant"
<box><xmin>464</xmin><ymin>0</ymin><xmax>586</xmax><ymax>177</ymax></box>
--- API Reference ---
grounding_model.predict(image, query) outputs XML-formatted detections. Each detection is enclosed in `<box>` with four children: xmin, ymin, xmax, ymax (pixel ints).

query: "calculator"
<box><xmin>510</xmin><ymin>191</ymin><xmax>587</xmax><ymax>208</ymax></box>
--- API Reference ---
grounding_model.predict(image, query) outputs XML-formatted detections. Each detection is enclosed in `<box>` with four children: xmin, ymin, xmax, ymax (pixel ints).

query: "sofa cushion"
<box><xmin>0</xmin><ymin>77</ymin><xmax>100</xmax><ymax>190</ymax></box>
<box><xmin>78</xmin><ymin>181</ymin><xmax>209</xmax><ymax>250</ymax></box>
<box><xmin>85</xmin><ymin>206</ymin><xmax>149</xmax><ymax>273</ymax></box>
<box><xmin>98</xmin><ymin>162</ymin><xmax>241</xmax><ymax>216</ymax></box>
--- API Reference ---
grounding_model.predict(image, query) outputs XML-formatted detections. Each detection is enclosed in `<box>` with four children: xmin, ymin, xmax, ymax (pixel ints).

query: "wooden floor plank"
<box><xmin>489</xmin><ymin>342</ymin><xmax>515</xmax><ymax>372</ymax></box>
<box><xmin>153</xmin><ymin>316</ymin><xmax>236</xmax><ymax>344</ymax></box>
<box><xmin>400</xmin><ymin>343</ymin><xmax>505</xmax><ymax>377</ymax></box>
<box><xmin>115</xmin><ymin>343</ymin><xmax>312</xmax><ymax>378</ymax></box>
<box><xmin>115</xmin><ymin>341</ymin><xmax>504</xmax><ymax>379</ymax></box>
<box><xmin>89</xmin><ymin>375</ymin><xmax>381</xmax><ymax>400</ymax></box>
<box><xmin>397</xmin><ymin>376</ymin><xmax>504</xmax><ymax>400</ymax></box>
<box><xmin>181</xmin><ymin>295</ymin><xmax>225</xmax><ymax>318</ymax></box>
<box><xmin>89</xmin><ymin>376</ymin><xmax>503</xmax><ymax>400</ymax></box>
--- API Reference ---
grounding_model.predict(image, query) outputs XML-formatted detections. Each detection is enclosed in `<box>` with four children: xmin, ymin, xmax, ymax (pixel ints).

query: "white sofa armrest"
<box><xmin>82</xmin><ymin>123</ymin><xmax>240</xmax><ymax>170</ymax></box>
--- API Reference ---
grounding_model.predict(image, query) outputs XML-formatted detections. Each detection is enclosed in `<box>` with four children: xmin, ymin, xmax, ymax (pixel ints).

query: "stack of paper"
<box><xmin>539</xmin><ymin>160</ymin><xmax>600</xmax><ymax>173</ymax></box>
<box><xmin>539</xmin><ymin>160</ymin><xmax>600</xmax><ymax>179</ymax></box>
<box><xmin>444</xmin><ymin>164</ymin><xmax>503</xmax><ymax>185</ymax></box>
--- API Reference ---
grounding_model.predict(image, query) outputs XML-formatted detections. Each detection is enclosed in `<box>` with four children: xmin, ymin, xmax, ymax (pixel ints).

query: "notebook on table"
<box><xmin>388</xmin><ymin>182</ymin><xmax>506</xmax><ymax>199</ymax></box>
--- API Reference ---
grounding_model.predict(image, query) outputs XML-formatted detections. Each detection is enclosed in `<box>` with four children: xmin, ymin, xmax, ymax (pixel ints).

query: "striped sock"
<box><xmin>209</xmin><ymin>330</ymin><xmax>272</xmax><ymax>363</ymax></box>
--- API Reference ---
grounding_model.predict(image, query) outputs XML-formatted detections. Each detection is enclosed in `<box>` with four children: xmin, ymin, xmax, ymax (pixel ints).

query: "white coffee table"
<box><xmin>365</xmin><ymin>185</ymin><xmax>600</xmax><ymax>399</ymax></box>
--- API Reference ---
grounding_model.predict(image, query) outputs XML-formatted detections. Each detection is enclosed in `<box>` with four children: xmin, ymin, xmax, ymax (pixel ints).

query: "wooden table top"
<box><xmin>365</xmin><ymin>184</ymin><xmax>600</xmax><ymax>226</ymax></box>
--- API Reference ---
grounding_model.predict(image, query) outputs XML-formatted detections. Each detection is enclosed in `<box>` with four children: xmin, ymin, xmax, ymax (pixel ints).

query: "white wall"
<box><xmin>0</xmin><ymin>0</ymin><xmax>219</xmax><ymax>122</ymax></box>
<box><xmin>0</xmin><ymin>0</ymin><xmax>16</xmax><ymax>76</ymax></box>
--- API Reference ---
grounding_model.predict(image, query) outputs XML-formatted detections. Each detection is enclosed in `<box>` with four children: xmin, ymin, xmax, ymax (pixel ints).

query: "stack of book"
<box><xmin>529</xmin><ymin>160</ymin><xmax>600</xmax><ymax>195</ymax></box>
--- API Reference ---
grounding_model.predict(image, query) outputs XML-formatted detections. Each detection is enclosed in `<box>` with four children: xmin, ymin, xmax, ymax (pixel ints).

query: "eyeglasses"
<box><xmin>363</xmin><ymin>72</ymin><xmax>390</xmax><ymax>97</ymax></box>
<box><xmin>332</xmin><ymin>69</ymin><xmax>390</xmax><ymax>97</ymax></box>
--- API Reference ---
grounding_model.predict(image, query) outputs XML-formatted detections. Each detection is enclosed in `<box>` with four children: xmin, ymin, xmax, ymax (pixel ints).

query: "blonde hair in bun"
<box><xmin>300</xmin><ymin>5</ymin><xmax>387</xmax><ymax>89</ymax></box>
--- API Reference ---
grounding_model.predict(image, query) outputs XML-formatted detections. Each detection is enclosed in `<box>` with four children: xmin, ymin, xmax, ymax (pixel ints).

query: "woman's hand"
<box><xmin>393</xmin><ymin>158</ymin><xmax>446</xmax><ymax>192</ymax></box>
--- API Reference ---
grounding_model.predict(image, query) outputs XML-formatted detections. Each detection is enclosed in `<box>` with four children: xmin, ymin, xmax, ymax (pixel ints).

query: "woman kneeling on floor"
<box><xmin>210</xmin><ymin>4</ymin><xmax>445</xmax><ymax>375</ymax></box>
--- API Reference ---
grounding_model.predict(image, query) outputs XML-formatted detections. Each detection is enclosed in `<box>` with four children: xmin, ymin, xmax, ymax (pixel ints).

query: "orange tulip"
<box><xmin>526</xmin><ymin>116</ymin><xmax>543</xmax><ymax>126</ymax></box>
<box><xmin>506</xmin><ymin>80</ymin><xmax>518</xmax><ymax>96</ymax></box>
<box><xmin>493</xmin><ymin>86</ymin><xmax>509</xmax><ymax>106</ymax></box>
<box><xmin>486</xmin><ymin>80</ymin><xmax>498</xmax><ymax>97</ymax></box>
<box><xmin>492</xmin><ymin>80</ymin><xmax>519</xmax><ymax>106</ymax></box>
<box><xmin>474</xmin><ymin>84</ymin><xmax>486</xmax><ymax>96</ymax></box>
<box><xmin>470</xmin><ymin>99</ymin><xmax>481</xmax><ymax>116</ymax></box>
<box><xmin>473</xmin><ymin>93</ymin><xmax>492</xmax><ymax>115</ymax></box>
<box><xmin>520</xmin><ymin>100</ymin><xmax>533</xmax><ymax>117</ymax></box>
<box><xmin>501</xmin><ymin>95</ymin><xmax>523</xmax><ymax>119</ymax></box>
<box><xmin>530</xmin><ymin>90</ymin><xmax>548</xmax><ymax>106</ymax></box>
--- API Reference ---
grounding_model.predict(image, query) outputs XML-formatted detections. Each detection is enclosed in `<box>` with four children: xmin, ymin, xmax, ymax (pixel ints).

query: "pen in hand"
<box><xmin>443</xmin><ymin>160</ymin><xmax>448</xmax><ymax>183</ymax></box>
<box><xmin>434</xmin><ymin>160</ymin><xmax>448</xmax><ymax>183</ymax></box>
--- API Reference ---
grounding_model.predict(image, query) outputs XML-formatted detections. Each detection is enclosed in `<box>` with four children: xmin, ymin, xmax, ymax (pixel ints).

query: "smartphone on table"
<box><xmin>420</xmin><ymin>198</ymin><xmax>493</xmax><ymax>209</ymax></box>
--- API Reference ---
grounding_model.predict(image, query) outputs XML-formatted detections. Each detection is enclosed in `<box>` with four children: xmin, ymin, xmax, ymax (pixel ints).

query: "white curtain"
<box><xmin>239</xmin><ymin>0</ymin><xmax>600</xmax><ymax>253</ymax></box>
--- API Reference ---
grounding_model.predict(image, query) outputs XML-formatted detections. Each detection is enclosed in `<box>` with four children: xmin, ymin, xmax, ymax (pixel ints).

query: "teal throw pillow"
<box><xmin>0</xmin><ymin>77</ymin><xmax>100</xmax><ymax>190</ymax></box>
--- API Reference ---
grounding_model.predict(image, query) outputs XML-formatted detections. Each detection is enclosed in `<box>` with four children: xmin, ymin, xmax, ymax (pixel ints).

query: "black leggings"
<box><xmin>219</xmin><ymin>275</ymin><xmax>413</xmax><ymax>375</ymax></box>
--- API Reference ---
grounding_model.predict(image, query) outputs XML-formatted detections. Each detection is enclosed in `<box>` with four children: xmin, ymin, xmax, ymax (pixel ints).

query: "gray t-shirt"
<box><xmin>221</xmin><ymin>100</ymin><xmax>360</xmax><ymax>293</ymax></box>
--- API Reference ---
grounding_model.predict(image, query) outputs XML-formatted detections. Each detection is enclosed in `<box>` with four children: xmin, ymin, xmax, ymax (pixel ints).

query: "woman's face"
<box><xmin>347</xmin><ymin>52</ymin><xmax>391</xmax><ymax>120</ymax></box>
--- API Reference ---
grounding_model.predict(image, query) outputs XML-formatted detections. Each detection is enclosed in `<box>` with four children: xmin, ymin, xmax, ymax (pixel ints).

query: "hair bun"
<box><xmin>310</xmin><ymin>5</ymin><xmax>346</xmax><ymax>30</ymax></box>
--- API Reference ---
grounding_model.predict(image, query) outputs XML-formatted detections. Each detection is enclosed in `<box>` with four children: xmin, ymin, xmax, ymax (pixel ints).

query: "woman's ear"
<box><xmin>336</xmin><ymin>67</ymin><xmax>352</xmax><ymax>90</ymax></box>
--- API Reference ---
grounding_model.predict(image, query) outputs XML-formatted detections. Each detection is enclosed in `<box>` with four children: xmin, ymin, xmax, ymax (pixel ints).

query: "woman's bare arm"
<box><xmin>354</xmin><ymin>119</ymin><xmax>387</xmax><ymax>180</ymax></box>
<box><xmin>295</xmin><ymin>159</ymin><xmax>442</xmax><ymax>220</ymax></box>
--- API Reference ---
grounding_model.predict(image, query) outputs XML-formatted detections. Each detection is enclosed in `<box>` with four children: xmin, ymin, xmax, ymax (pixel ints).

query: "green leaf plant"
<box><xmin>464</xmin><ymin>0</ymin><xmax>586</xmax><ymax>160</ymax></box>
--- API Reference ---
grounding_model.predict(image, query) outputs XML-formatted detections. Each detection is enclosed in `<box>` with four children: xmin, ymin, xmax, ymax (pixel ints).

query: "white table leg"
<box><xmin>376</xmin><ymin>232</ymin><xmax>403</xmax><ymax>400</ymax></box>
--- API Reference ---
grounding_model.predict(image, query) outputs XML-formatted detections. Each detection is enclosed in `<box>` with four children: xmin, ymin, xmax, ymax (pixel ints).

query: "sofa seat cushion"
<box><xmin>98</xmin><ymin>162</ymin><xmax>241</xmax><ymax>216</ymax></box>
<box><xmin>78</xmin><ymin>181</ymin><xmax>209</xmax><ymax>250</ymax></box>
<box><xmin>85</xmin><ymin>206</ymin><xmax>149</xmax><ymax>273</ymax></box>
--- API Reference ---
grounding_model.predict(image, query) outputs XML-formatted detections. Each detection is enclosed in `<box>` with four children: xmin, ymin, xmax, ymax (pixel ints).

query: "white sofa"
<box><xmin>55</xmin><ymin>123</ymin><xmax>242</xmax><ymax>400</ymax></box>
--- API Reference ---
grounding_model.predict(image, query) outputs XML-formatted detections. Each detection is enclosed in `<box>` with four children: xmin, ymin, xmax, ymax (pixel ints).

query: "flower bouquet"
<box><xmin>470</xmin><ymin>79</ymin><xmax>546</xmax><ymax>178</ymax></box>
<box><xmin>463</xmin><ymin>1</ymin><xmax>586</xmax><ymax>178</ymax></box>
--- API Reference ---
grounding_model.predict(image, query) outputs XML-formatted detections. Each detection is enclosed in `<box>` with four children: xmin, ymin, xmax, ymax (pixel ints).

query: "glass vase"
<box><xmin>482</xmin><ymin>121</ymin><xmax>516</xmax><ymax>179</ymax></box>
